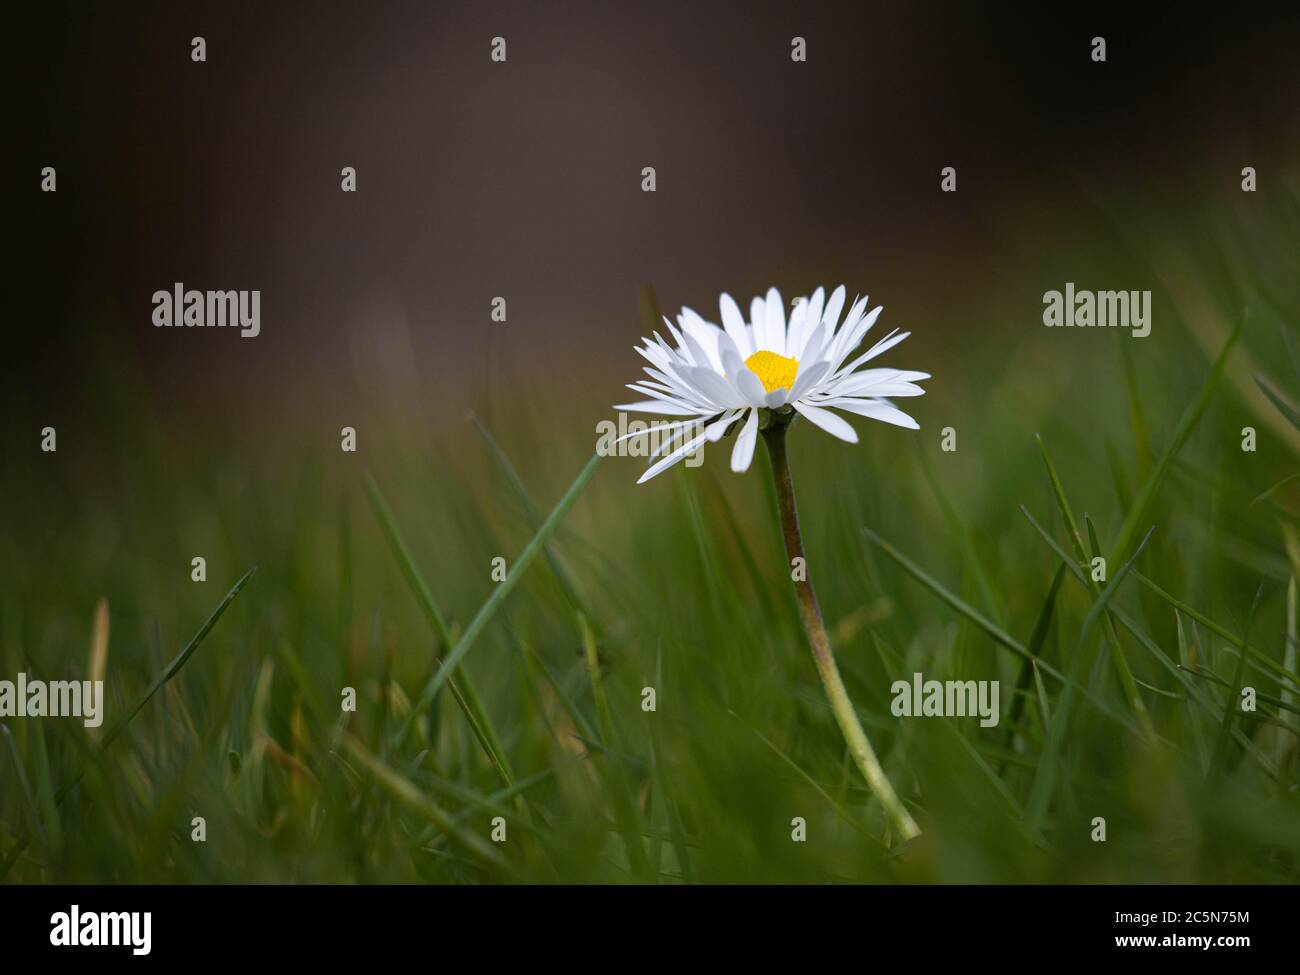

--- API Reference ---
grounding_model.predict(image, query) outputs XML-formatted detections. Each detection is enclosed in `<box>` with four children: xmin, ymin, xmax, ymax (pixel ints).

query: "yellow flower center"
<box><xmin>745</xmin><ymin>350</ymin><xmax>799</xmax><ymax>394</ymax></box>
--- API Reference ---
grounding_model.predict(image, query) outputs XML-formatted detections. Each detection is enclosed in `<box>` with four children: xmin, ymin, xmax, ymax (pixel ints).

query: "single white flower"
<box><xmin>614</xmin><ymin>286</ymin><xmax>929</xmax><ymax>482</ymax></box>
<box><xmin>612</xmin><ymin>284</ymin><xmax>929</xmax><ymax>840</ymax></box>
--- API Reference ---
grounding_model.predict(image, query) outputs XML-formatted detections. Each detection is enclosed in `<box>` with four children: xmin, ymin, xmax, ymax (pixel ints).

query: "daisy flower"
<box><xmin>613</xmin><ymin>284</ymin><xmax>927</xmax><ymax>842</ymax></box>
<box><xmin>614</xmin><ymin>285</ymin><xmax>928</xmax><ymax>482</ymax></box>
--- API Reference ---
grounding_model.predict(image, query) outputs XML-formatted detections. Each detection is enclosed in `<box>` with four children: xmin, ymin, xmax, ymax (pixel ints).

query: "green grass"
<box><xmin>3</xmin><ymin>186</ymin><xmax>1300</xmax><ymax>883</ymax></box>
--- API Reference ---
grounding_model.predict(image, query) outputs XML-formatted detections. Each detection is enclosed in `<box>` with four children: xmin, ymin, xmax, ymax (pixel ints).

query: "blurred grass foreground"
<box><xmin>3</xmin><ymin>184</ymin><xmax>1300</xmax><ymax>883</ymax></box>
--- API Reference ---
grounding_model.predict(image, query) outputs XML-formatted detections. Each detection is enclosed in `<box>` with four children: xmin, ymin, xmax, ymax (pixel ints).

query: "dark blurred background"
<box><xmin>11</xmin><ymin>1</ymin><xmax>1300</xmax><ymax>436</ymax></box>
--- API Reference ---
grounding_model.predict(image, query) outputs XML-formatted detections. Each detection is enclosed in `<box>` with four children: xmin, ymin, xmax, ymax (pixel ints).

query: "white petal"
<box><xmin>787</xmin><ymin>360</ymin><xmax>830</xmax><ymax>401</ymax></box>
<box><xmin>734</xmin><ymin>367</ymin><xmax>769</xmax><ymax>406</ymax></box>
<box><xmin>787</xmin><ymin>298</ymin><xmax>808</xmax><ymax>356</ymax></box>
<box><xmin>717</xmin><ymin>329</ymin><xmax>744</xmax><ymax>371</ymax></box>
<box><xmin>828</xmin><ymin>299</ymin><xmax>869</xmax><ymax>357</ymax></box>
<box><xmin>792</xmin><ymin>401</ymin><xmax>859</xmax><ymax>443</ymax></box>
<box><xmin>614</xmin><ymin>401</ymin><xmax>706</xmax><ymax>416</ymax></box>
<box><xmin>680</xmin><ymin>329</ymin><xmax>713</xmax><ymax>372</ymax></box>
<box><xmin>802</xmin><ymin>287</ymin><xmax>825</xmax><ymax>348</ymax></box>
<box><xmin>612</xmin><ymin>419</ymin><xmax>693</xmax><ymax>445</ymax></box>
<box><xmin>719</xmin><ymin>293</ymin><xmax>752</xmax><ymax>358</ymax></box>
<box><xmin>637</xmin><ymin>430</ymin><xmax>709</xmax><ymax>483</ymax></box>
<box><xmin>648</xmin><ymin>420</ymin><xmax>703</xmax><ymax>458</ymax></box>
<box><xmin>662</xmin><ymin>318</ymin><xmax>690</xmax><ymax>358</ymax></box>
<box><xmin>764</xmin><ymin>287</ymin><xmax>786</xmax><ymax>355</ymax></box>
<box><xmin>838</xmin><ymin>367</ymin><xmax>930</xmax><ymax>386</ymax></box>
<box><xmin>625</xmin><ymin>384</ymin><xmax>695</xmax><ymax>405</ymax></box>
<box><xmin>721</xmin><ymin>348</ymin><xmax>764</xmax><ymax>405</ymax></box>
<box><xmin>704</xmin><ymin>409</ymin><xmax>741</xmax><ymax>441</ymax></box>
<box><xmin>640</xmin><ymin>369</ymin><xmax>687</xmax><ymax>392</ymax></box>
<box><xmin>856</xmin><ymin>328</ymin><xmax>910</xmax><ymax>365</ymax></box>
<box><xmin>653</xmin><ymin>359</ymin><xmax>713</xmax><ymax>404</ymax></box>
<box><xmin>822</xmin><ymin>398</ymin><xmax>920</xmax><ymax>429</ymax></box>
<box><xmin>652</xmin><ymin>332</ymin><xmax>691</xmax><ymax>369</ymax></box>
<box><xmin>829</xmin><ymin>368</ymin><xmax>929</xmax><ymax>398</ymax></box>
<box><xmin>632</xmin><ymin>370</ymin><xmax>706</xmax><ymax>408</ymax></box>
<box><xmin>687</xmin><ymin>365</ymin><xmax>739</xmax><ymax>407</ymax></box>
<box><xmin>679</xmin><ymin>308</ymin><xmax>724</xmax><ymax>371</ymax></box>
<box><xmin>636</xmin><ymin>343</ymin><xmax>671</xmax><ymax>371</ymax></box>
<box><xmin>829</xmin><ymin>304</ymin><xmax>881</xmax><ymax>370</ymax></box>
<box><xmin>749</xmin><ymin>296</ymin><xmax>766</xmax><ymax>349</ymax></box>
<box><xmin>798</xmin><ymin>320</ymin><xmax>827</xmax><ymax>363</ymax></box>
<box><xmin>821</xmin><ymin>285</ymin><xmax>846</xmax><ymax>332</ymax></box>
<box><xmin>720</xmin><ymin>345</ymin><xmax>746</xmax><ymax>377</ymax></box>
<box><xmin>832</xmin><ymin>328</ymin><xmax>908</xmax><ymax>378</ymax></box>
<box><xmin>730</xmin><ymin>408</ymin><xmax>759</xmax><ymax>472</ymax></box>
<box><xmin>862</xmin><ymin>382</ymin><xmax>926</xmax><ymax>397</ymax></box>
<box><xmin>765</xmin><ymin>388</ymin><xmax>787</xmax><ymax>407</ymax></box>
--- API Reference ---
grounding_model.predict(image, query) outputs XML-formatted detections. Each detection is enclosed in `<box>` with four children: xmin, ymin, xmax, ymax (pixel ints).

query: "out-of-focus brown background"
<box><xmin>13</xmin><ymin>1</ymin><xmax>1300</xmax><ymax>436</ymax></box>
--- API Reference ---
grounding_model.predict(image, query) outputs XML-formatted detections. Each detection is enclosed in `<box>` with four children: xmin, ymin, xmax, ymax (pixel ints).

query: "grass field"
<box><xmin>3</xmin><ymin>183</ymin><xmax>1300</xmax><ymax>884</ymax></box>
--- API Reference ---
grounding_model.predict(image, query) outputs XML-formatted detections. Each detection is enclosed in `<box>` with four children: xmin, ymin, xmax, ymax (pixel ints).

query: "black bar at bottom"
<box><xmin>0</xmin><ymin>883</ymin><xmax>1280</xmax><ymax>961</ymax></box>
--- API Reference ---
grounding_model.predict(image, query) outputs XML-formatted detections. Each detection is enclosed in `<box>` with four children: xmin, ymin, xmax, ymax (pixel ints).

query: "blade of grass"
<box><xmin>1175</xmin><ymin>611</ymin><xmax>1209</xmax><ymax>762</ymax></box>
<box><xmin>863</xmin><ymin>525</ymin><xmax>1135</xmax><ymax>731</ymax></box>
<box><xmin>1033</xmin><ymin>663</ymin><xmax>1052</xmax><ymax>731</ymax></box>
<box><xmin>1026</xmin><ymin>527</ymin><xmax>1155</xmax><ymax>833</ymax></box>
<box><xmin>942</xmin><ymin>720</ymin><xmax>1025</xmax><ymax>822</ymax></box>
<box><xmin>362</xmin><ymin>471</ymin><xmax>515</xmax><ymax>788</ymax></box>
<box><xmin>1136</xmin><ymin>573</ymin><xmax>1300</xmax><ymax>687</ymax></box>
<box><xmin>1</xmin><ymin>726</ymin><xmax>46</xmax><ymax>847</ymax></box>
<box><xmin>362</xmin><ymin>471</ymin><xmax>452</xmax><ymax>640</ymax></box>
<box><xmin>1250</xmin><ymin>472</ymin><xmax>1300</xmax><ymax>508</ymax></box>
<box><xmin>25</xmin><ymin>707</ymin><xmax>60</xmax><ymax>853</ymax></box>
<box><xmin>648</xmin><ymin>646</ymin><xmax>694</xmax><ymax>884</ymax></box>
<box><xmin>1182</xmin><ymin>665</ymin><xmax>1300</xmax><ymax>718</ymax></box>
<box><xmin>1022</xmin><ymin>501</ymin><xmax>1275</xmax><ymax>730</ymax></box>
<box><xmin>1036</xmin><ymin>435</ymin><xmax>1152</xmax><ymax>735</ymax></box>
<box><xmin>1109</xmin><ymin>319</ymin><xmax>1240</xmax><ymax>565</ymax></box>
<box><xmin>1022</xmin><ymin>504</ymin><xmax>1289</xmax><ymax>774</ymax></box>
<box><xmin>105</xmin><ymin>567</ymin><xmax>257</xmax><ymax>749</ymax></box>
<box><xmin>706</xmin><ymin>466</ymin><xmax>773</xmax><ymax>610</ymax></box>
<box><xmin>470</xmin><ymin>411</ymin><xmax>585</xmax><ymax>612</ymax></box>
<box><xmin>1104</xmin><ymin>438</ymin><xmax>1133</xmax><ymax>514</ymax></box>
<box><xmin>0</xmin><ymin>565</ymin><xmax>257</xmax><ymax>880</ymax></box>
<box><xmin>1255</xmin><ymin>373</ymin><xmax>1300</xmax><ymax>432</ymax></box>
<box><xmin>862</xmin><ymin>526</ymin><xmax>1032</xmax><ymax>663</ymax></box>
<box><xmin>1119</xmin><ymin>337</ymin><xmax>1153</xmax><ymax>482</ymax></box>
<box><xmin>1281</xmin><ymin>323</ymin><xmax>1300</xmax><ymax>383</ymax></box>
<box><xmin>581</xmin><ymin>612</ymin><xmax>652</xmax><ymax>880</ymax></box>
<box><xmin>1208</xmin><ymin>583</ymin><xmax>1266</xmax><ymax>782</ymax></box>
<box><xmin>510</xmin><ymin>625</ymin><xmax>598</xmax><ymax>746</ymax></box>
<box><xmin>749</xmin><ymin>723</ymin><xmax>876</xmax><ymax>841</ymax></box>
<box><xmin>918</xmin><ymin>446</ymin><xmax>1004</xmax><ymax>623</ymax></box>
<box><xmin>1001</xmin><ymin>565</ymin><xmax>1065</xmax><ymax>770</ymax></box>
<box><xmin>401</xmin><ymin>453</ymin><xmax>602</xmax><ymax>733</ymax></box>
<box><xmin>340</xmin><ymin>735</ymin><xmax>507</xmax><ymax>870</ymax></box>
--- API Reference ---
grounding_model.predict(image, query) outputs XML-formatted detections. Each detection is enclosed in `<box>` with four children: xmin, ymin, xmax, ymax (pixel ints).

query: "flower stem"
<box><xmin>762</xmin><ymin>420</ymin><xmax>921</xmax><ymax>843</ymax></box>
